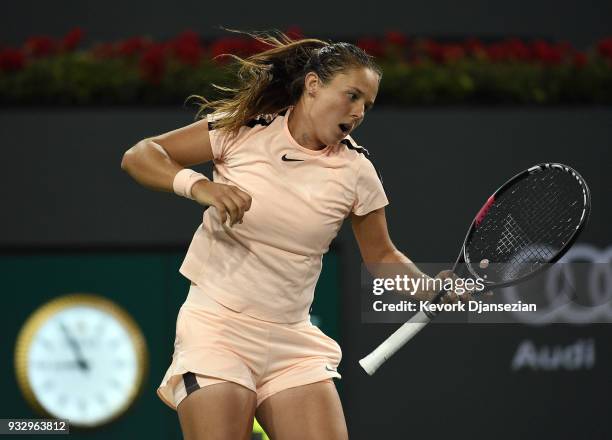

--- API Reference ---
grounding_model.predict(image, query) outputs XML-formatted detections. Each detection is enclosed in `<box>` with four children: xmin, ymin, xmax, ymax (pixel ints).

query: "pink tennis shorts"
<box><xmin>157</xmin><ymin>283</ymin><xmax>342</xmax><ymax>409</ymax></box>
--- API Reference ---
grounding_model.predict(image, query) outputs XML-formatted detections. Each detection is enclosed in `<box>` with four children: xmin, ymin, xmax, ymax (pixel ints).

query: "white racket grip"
<box><xmin>359</xmin><ymin>311</ymin><xmax>432</xmax><ymax>375</ymax></box>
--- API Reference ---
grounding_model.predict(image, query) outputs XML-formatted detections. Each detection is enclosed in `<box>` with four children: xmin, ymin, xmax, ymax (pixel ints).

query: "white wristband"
<box><xmin>173</xmin><ymin>169</ymin><xmax>209</xmax><ymax>200</ymax></box>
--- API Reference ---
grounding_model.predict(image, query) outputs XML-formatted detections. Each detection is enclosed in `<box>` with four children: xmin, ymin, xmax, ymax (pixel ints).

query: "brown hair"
<box><xmin>188</xmin><ymin>29</ymin><xmax>382</xmax><ymax>136</ymax></box>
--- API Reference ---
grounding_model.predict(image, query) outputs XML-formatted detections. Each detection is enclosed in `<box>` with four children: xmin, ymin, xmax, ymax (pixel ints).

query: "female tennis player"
<box><xmin>121</xmin><ymin>30</ymin><xmax>464</xmax><ymax>440</ymax></box>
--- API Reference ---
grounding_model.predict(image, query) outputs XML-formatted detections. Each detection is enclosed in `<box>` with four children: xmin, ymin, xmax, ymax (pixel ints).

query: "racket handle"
<box><xmin>359</xmin><ymin>310</ymin><xmax>432</xmax><ymax>375</ymax></box>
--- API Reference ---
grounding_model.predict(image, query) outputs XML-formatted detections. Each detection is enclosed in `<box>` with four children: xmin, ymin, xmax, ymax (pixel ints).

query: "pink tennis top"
<box><xmin>179</xmin><ymin>106</ymin><xmax>389</xmax><ymax>323</ymax></box>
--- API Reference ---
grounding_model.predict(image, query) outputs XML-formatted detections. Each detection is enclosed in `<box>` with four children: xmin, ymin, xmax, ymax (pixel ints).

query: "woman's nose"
<box><xmin>352</xmin><ymin>103</ymin><xmax>365</xmax><ymax>119</ymax></box>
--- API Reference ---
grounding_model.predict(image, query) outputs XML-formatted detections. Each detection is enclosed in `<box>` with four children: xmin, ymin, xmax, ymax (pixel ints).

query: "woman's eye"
<box><xmin>348</xmin><ymin>92</ymin><xmax>358</xmax><ymax>100</ymax></box>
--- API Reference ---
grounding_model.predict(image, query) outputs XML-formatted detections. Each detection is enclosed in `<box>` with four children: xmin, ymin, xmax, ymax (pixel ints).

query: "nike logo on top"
<box><xmin>325</xmin><ymin>365</ymin><xmax>337</xmax><ymax>372</ymax></box>
<box><xmin>281</xmin><ymin>154</ymin><xmax>304</xmax><ymax>162</ymax></box>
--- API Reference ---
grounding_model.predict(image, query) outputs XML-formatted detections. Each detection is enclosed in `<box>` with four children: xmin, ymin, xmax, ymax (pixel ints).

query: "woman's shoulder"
<box><xmin>339</xmin><ymin>135</ymin><xmax>372</xmax><ymax>163</ymax></box>
<box><xmin>206</xmin><ymin>111</ymin><xmax>280</xmax><ymax>130</ymax></box>
<box><xmin>205</xmin><ymin>110</ymin><xmax>287</xmax><ymax>160</ymax></box>
<box><xmin>338</xmin><ymin>135</ymin><xmax>384</xmax><ymax>182</ymax></box>
<box><xmin>206</xmin><ymin>111</ymin><xmax>280</xmax><ymax>145</ymax></box>
<box><xmin>244</xmin><ymin>112</ymin><xmax>280</xmax><ymax>128</ymax></box>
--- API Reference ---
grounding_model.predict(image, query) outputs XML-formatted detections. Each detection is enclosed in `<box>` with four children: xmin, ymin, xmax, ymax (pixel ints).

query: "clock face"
<box><xmin>16</xmin><ymin>295</ymin><xmax>147</xmax><ymax>427</ymax></box>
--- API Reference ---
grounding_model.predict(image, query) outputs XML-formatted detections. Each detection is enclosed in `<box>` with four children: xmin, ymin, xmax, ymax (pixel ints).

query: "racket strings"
<box><xmin>496</xmin><ymin>214</ymin><xmax>530</xmax><ymax>256</ymax></box>
<box><xmin>466</xmin><ymin>167</ymin><xmax>586</xmax><ymax>283</ymax></box>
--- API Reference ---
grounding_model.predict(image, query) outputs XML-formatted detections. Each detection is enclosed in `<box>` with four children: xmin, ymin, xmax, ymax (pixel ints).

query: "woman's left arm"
<box><xmin>351</xmin><ymin>208</ymin><xmax>439</xmax><ymax>301</ymax></box>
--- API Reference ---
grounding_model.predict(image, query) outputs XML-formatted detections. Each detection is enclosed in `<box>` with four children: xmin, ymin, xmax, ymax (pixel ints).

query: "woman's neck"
<box><xmin>287</xmin><ymin>104</ymin><xmax>327</xmax><ymax>151</ymax></box>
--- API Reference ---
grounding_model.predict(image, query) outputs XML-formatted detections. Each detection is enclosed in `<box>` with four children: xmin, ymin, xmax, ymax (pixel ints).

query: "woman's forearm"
<box><xmin>120</xmin><ymin>139</ymin><xmax>183</xmax><ymax>193</ymax></box>
<box><xmin>365</xmin><ymin>249</ymin><xmax>436</xmax><ymax>301</ymax></box>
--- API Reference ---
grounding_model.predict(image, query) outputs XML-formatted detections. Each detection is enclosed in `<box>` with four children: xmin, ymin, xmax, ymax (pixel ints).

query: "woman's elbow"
<box><xmin>120</xmin><ymin>149</ymin><xmax>133</xmax><ymax>172</ymax></box>
<box><xmin>363</xmin><ymin>244</ymin><xmax>397</xmax><ymax>265</ymax></box>
<box><xmin>120</xmin><ymin>139</ymin><xmax>147</xmax><ymax>172</ymax></box>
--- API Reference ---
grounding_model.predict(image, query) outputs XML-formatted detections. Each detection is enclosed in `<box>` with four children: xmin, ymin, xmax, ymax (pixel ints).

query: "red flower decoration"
<box><xmin>210</xmin><ymin>37</ymin><xmax>256</xmax><ymax>62</ymax></box>
<box><xmin>440</xmin><ymin>44</ymin><xmax>465</xmax><ymax>63</ymax></box>
<box><xmin>385</xmin><ymin>31</ymin><xmax>409</xmax><ymax>48</ymax></box>
<box><xmin>420</xmin><ymin>39</ymin><xmax>443</xmax><ymax>62</ymax></box>
<box><xmin>420</xmin><ymin>40</ymin><xmax>464</xmax><ymax>63</ymax></box>
<box><xmin>485</xmin><ymin>43</ymin><xmax>508</xmax><ymax>62</ymax></box>
<box><xmin>464</xmin><ymin>37</ymin><xmax>485</xmax><ymax>57</ymax></box>
<box><xmin>356</xmin><ymin>38</ymin><xmax>384</xmax><ymax>58</ymax></box>
<box><xmin>117</xmin><ymin>37</ymin><xmax>150</xmax><ymax>57</ymax></box>
<box><xmin>24</xmin><ymin>35</ymin><xmax>58</xmax><ymax>57</ymax></box>
<box><xmin>139</xmin><ymin>43</ymin><xmax>167</xmax><ymax>83</ymax></box>
<box><xmin>250</xmin><ymin>39</ymin><xmax>274</xmax><ymax>54</ymax></box>
<box><xmin>505</xmin><ymin>38</ymin><xmax>531</xmax><ymax>61</ymax></box>
<box><xmin>61</xmin><ymin>27</ymin><xmax>84</xmax><ymax>52</ymax></box>
<box><xmin>285</xmin><ymin>26</ymin><xmax>304</xmax><ymax>41</ymax></box>
<box><xmin>91</xmin><ymin>42</ymin><xmax>116</xmax><ymax>59</ymax></box>
<box><xmin>597</xmin><ymin>37</ymin><xmax>612</xmax><ymax>60</ymax></box>
<box><xmin>531</xmin><ymin>39</ymin><xmax>562</xmax><ymax>65</ymax></box>
<box><xmin>573</xmin><ymin>52</ymin><xmax>588</xmax><ymax>68</ymax></box>
<box><xmin>0</xmin><ymin>48</ymin><xmax>26</xmax><ymax>72</ymax></box>
<box><xmin>170</xmin><ymin>30</ymin><xmax>203</xmax><ymax>66</ymax></box>
<box><xmin>556</xmin><ymin>40</ymin><xmax>574</xmax><ymax>56</ymax></box>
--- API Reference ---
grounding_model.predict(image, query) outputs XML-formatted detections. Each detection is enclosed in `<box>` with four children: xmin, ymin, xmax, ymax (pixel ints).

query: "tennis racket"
<box><xmin>359</xmin><ymin>163</ymin><xmax>591</xmax><ymax>375</ymax></box>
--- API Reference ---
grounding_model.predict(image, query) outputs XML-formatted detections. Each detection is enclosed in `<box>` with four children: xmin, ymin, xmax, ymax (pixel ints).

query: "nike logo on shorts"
<box><xmin>281</xmin><ymin>154</ymin><xmax>304</xmax><ymax>162</ymax></box>
<box><xmin>325</xmin><ymin>365</ymin><xmax>337</xmax><ymax>372</ymax></box>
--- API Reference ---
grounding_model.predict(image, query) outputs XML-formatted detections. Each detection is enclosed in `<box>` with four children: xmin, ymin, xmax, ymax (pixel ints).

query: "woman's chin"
<box><xmin>331</xmin><ymin>131</ymin><xmax>346</xmax><ymax>144</ymax></box>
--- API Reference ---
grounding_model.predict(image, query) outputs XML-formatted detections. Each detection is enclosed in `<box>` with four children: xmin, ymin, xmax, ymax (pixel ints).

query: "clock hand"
<box><xmin>59</xmin><ymin>361</ymin><xmax>83</xmax><ymax>369</ymax></box>
<box><xmin>59</xmin><ymin>322</ymin><xmax>90</xmax><ymax>371</ymax></box>
<box><xmin>32</xmin><ymin>360</ymin><xmax>85</xmax><ymax>370</ymax></box>
<box><xmin>53</xmin><ymin>361</ymin><xmax>85</xmax><ymax>369</ymax></box>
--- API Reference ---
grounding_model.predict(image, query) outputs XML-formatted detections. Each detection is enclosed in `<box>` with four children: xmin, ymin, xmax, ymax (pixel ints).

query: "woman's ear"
<box><xmin>304</xmin><ymin>72</ymin><xmax>319</xmax><ymax>97</ymax></box>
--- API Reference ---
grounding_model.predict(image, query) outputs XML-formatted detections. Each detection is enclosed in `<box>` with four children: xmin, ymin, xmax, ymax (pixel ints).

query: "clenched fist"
<box><xmin>192</xmin><ymin>180</ymin><xmax>252</xmax><ymax>227</ymax></box>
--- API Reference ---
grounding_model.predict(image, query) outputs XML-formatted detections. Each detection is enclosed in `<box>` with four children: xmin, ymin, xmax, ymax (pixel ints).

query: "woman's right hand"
<box><xmin>434</xmin><ymin>270</ymin><xmax>474</xmax><ymax>304</ymax></box>
<box><xmin>192</xmin><ymin>180</ymin><xmax>252</xmax><ymax>226</ymax></box>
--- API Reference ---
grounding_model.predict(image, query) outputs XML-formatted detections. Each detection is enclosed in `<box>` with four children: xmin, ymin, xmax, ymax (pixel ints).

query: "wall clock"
<box><xmin>14</xmin><ymin>294</ymin><xmax>148</xmax><ymax>428</ymax></box>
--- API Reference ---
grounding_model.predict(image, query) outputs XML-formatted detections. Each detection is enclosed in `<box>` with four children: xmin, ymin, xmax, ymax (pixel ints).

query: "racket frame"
<box><xmin>458</xmin><ymin>162</ymin><xmax>591</xmax><ymax>291</ymax></box>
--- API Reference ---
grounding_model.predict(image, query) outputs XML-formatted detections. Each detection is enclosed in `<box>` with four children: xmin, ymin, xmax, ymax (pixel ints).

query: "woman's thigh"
<box><xmin>255</xmin><ymin>380</ymin><xmax>348</xmax><ymax>440</ymax></box>
<box><xmin>177</xmin><ymin>381</ymin><xmax>257</xmax><ymax>440</ymax></box>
